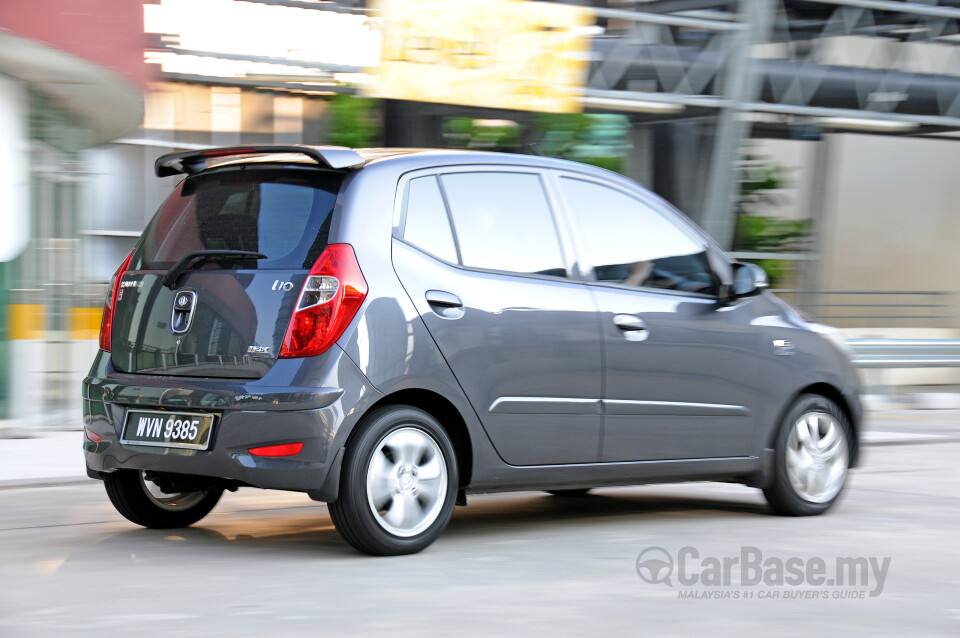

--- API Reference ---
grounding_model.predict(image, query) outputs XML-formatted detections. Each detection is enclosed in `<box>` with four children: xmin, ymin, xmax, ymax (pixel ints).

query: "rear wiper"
<box><xmin>161</xmin><ymin>250</ymin><xmax>267</xmax><ymax>289</ymax></box>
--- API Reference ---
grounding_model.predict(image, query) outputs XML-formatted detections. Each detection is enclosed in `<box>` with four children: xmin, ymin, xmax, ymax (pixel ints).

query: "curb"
<box><xmin>862</xmin><ymin>392</ymin><xmax>960</xmax><ymax>411</ymax></box>
<box><xmin>860</xmin><ymin>431</ymin><xmax>960</xmax><ymax>446</ymax></box>
<box><xmin>1</xmin><ymin>433</ymin><xmax>956</xmax><ymax>489</ymax></box>
<box><xmin>0</xmin><ymin>476</ymin><xmax>95</xmax><ymax>490</ymax></box>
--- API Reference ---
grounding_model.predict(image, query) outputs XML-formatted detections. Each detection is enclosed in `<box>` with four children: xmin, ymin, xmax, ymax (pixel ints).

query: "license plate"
<box><xmin>121</xmin><ymin>410</ymin><xmax>216</xmax><ymax>450</ymax></box>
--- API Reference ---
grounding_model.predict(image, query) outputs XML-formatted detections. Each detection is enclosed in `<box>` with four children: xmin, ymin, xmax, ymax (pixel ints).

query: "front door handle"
<box><xmin>613</xmin><ymin>314</ymin><xmax>646</xmax><ymax>330</ymax></box>
<box><xmin>613</xmin><ymin>314</ymin><xmax>649</xmax><ymax>341</ymax></box>
<box><xmin>425</xmin><ymin>290</ymin><xmax>463</xmax><ymax>308</ymax></box>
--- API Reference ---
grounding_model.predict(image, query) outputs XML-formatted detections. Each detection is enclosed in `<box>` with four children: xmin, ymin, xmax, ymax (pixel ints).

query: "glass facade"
<box><xmin>0</xmin><ymin>91</ymin><xmax>92</xmax><ymax>418</ymax></box>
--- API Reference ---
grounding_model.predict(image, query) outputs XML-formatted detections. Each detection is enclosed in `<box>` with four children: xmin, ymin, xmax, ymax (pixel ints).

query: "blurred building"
<box><xmin>0</xmin><ymin>0</ymin><xmax>146</xmax><ymax>418</ymax></box>
<box><xmin>83</xmin><ymin>0</ymin><xmax>375</xmax><ymax>283</ymax></box>
<box><xmin>5</xmin><ymin>0</ymin><xmax>960</xmax><ymax>420</ymax></box>
<box><xmin>1</xmin><ymin>0</ymin><xmax>372</xmax><ymax>421</ymax></box>
<box><xmin>371</xmin><ymin>0</ymin><xmax>960</xmax><ymax>384</ymax></box>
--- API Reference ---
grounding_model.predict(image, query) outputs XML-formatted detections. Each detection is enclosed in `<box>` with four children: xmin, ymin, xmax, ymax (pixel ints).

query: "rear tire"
<box><xmin>103</xmin><ymin>470</ymin><xmax>222</xmax><ymax>529</ymax></box>
<box><xmin>763</xmin><ymin>394</ymin><xmax>852</xmax><ymax>516</ymax></box>
<box><xmin>328</xmin><ymin>406</ymin><xmax>458</xmax><ymax>556</ymax></box>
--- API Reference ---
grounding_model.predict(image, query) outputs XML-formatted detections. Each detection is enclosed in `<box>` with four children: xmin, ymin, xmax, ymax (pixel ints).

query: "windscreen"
<box><xmin>134</xmin><ymin>168</ymin><xmax>344</xmax><ymax>271</ymax></box>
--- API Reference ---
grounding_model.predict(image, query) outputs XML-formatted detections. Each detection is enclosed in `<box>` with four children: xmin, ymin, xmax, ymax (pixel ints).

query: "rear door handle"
<box><xmin>425</xmin><ymin>290</ymin><xmax>463</xmax><ymax>308</ymax></box>
<box><xmin>613</xmin><ymin>314</ymin><xmax>649</xmax><ymax>341</ymax></box>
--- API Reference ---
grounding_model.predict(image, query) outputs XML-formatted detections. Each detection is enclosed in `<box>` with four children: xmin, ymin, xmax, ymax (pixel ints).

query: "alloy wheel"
<box><xmin>365</xmin><ymin>427</ymin><xmax>449</xmax><ymax>538</ymax></box>
<box><xmin>785</xmin><ymin>411</ymin><xmax>848</xmax><ymax>503</ymax></box>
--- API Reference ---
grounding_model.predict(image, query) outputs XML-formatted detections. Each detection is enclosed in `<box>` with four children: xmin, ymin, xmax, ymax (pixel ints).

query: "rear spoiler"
<box><xmin>154</xmin><ymin>145</ymin><xmax>366</xmax><ymax>177</ymax></box>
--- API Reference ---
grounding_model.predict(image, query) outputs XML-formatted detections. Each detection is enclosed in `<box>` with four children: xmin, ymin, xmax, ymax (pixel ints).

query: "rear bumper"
<box><xmin>82</xmin><ymin>346</ymin><xmax>381</xmax><ymax>500</ymax></box>
<box><xmin>83</xmin><ymin>403</ymin><xmax>344</xmax><ymax>498</ymax></box>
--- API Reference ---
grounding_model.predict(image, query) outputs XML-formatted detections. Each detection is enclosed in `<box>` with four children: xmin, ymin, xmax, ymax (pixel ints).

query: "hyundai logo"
<box><xmin>170</xmin><ymin>290</ymin><xmax>197</xmax><ymax>335</ymax></box>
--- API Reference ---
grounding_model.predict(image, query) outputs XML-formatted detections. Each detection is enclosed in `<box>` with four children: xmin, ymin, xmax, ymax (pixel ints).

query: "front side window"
<box><xmin>440</xmin><ymin>172</ymin><xmax>567</xmax><ymax>278</ymax></box>
<box><xmin>560</xmin><ymin>177</ymin><xmax>717</xmax><ymax>295</ymax></box>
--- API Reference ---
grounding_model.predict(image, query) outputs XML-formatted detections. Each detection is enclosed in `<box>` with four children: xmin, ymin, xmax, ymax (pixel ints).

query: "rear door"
<box><xmin>391</xmin><ymin>168</ymin><xmax>603</xmax><ymax>466</ymax></box>
<box><xmin>554</xmin><ymin>173</ymin><xmax>767</xmax><ymax>462</ymax></box>
<box><xmin>110</xmin><ymin>167</ymin><xmax>342</xmax><ymax>379</ymax></box>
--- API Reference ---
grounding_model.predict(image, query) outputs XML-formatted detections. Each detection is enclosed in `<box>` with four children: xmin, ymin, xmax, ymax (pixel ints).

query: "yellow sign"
<box><xmin>370</xmin><ymin>0</ymin><xmax>593</xmax><ymax>114</ymax></box>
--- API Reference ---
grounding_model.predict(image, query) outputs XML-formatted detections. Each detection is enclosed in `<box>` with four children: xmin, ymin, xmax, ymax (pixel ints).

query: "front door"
<box><xmin>556</xmin><ymin>174</ymin><xmax>765</xmax><ymax>462</ymax></box>
<box><xmin>591</xmin><ymin>285</ymin><xmax>765</xmax><ymax>461</ymax></box>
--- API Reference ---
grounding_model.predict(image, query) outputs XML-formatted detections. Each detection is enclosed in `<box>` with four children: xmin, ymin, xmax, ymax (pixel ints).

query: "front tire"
<box><xmin>103</xmin><ymin>470</ymin><xmax>223</xmax><ymax>529</ymax></box>
<box><xmin>328</xmin><ymin>406</ymin><xmax>458</xmax><ymax>555</ymax></box>
<box><xmin>763</xmin><ymin>394</ymin><xmax>852</xmax><ymax>516</ymax></box>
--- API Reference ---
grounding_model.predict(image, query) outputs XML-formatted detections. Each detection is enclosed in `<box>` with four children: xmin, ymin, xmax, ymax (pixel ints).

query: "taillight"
<box><xmin>279</xmin><ymin>244</ymin><xmax>367</xmax><ymax>358</ymax></box>
<box><xmin>99</xmin><ymin>250</ymin><xmax>134</xmax><ymax>352</ymax></box>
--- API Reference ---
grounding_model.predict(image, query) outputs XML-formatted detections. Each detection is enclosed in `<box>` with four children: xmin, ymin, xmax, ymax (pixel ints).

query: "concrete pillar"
<box><xmin>699</xmin><ymin>0</ymin><xmax>776</xmax><ymax>247</ymax></box>
<box><xmin>625</xmin><ymin>122</ymin><xmax>654</xmax><ymax>189</ymax></box>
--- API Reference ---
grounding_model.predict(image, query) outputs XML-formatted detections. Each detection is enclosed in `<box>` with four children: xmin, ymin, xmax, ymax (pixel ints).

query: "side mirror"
<box><xmin>731</xmin><ymin>262</ymin><xmax>768</xmax><ymax>297</ymax></box>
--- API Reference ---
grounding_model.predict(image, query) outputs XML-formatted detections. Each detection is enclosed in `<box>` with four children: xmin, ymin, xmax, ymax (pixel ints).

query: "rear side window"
<box><xmin>402</xmin><ymin>176</ymin><xmax>458</xmax><ymax>263</ymax></box>
<box><xmin>560</xmin><ymin>177</ymin><xmax>717</xmax><ymax>295</ymax></box>
<box><xmin>439</xmin><ymin>172</ymin><xmax>567</xmax><ymax>278</ymax></box>
<box><xmin>137</xmin><ymin>168</ymin><xmax>343</xmax><ymax>270</ymax></box>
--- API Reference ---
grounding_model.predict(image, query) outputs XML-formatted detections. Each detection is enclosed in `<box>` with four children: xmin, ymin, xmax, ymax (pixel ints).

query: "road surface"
<box><xmin>1</xmin><ymin>412</ymin><xmax>958</xmax><ymax>636</ymax></box>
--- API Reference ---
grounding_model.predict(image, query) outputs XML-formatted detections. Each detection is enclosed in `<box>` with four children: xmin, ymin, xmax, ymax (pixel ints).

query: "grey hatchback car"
<box><xmin>83</xmin><ymin>145</ymin><xmax>861</xmax><ymax>555</ymax></box>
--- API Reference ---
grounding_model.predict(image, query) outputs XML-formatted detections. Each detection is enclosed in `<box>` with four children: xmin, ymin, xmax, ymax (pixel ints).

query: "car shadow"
<box><xmin>56</xmin><ymin>487</ymin><xmax>772</xmax><ymax>567</ymax></box>
<box><xmin>444</xmin><ymin>489</ymin><xmax>772</xmax><ymax>538</ymax></box>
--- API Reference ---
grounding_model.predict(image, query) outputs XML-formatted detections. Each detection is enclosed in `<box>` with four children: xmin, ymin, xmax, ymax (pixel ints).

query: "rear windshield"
<box><xmin>134</xmin><ymin>168</ymin><xmax>343</xmax><ymax>270</ymax></box>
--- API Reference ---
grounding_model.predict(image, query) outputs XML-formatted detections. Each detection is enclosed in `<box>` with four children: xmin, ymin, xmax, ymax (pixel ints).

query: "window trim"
<box><xmin>549</xmin><ymin>170</ymin><xmax>722</xmax><ymax>299</ymax></box>
<box><xmin>393</xmin><ymin>165</ymin><xmax>580</xmax><ymax>283</ymax></box>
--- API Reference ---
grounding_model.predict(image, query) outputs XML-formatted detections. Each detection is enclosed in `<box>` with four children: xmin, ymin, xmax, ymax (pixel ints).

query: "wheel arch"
<box><xmin>346</xmin><ymin>388</ymin><xmax>474</xmax><ymax>490</ymax></box>
<box><xmin>769</xmin><ymin>382</ymin><xmax>860</xmax><ymax>467</ymax></box>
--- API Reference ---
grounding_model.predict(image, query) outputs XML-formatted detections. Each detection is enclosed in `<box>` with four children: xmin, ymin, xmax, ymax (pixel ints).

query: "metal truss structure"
<box><xmin>585</xmin><ymin>0</ymin><xmax>960</xmax><ymax>129</ymax></box>
<box><xmin>576</xmin><ymin>0</ymin><xmax>960</xmax><ymax>245</ymax></box>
